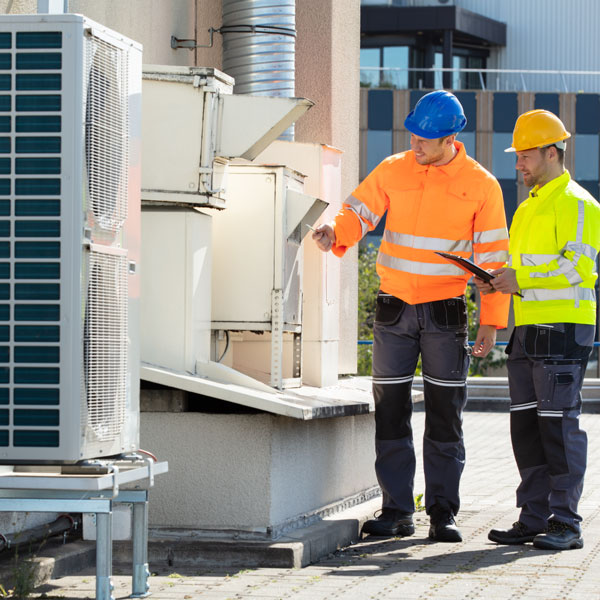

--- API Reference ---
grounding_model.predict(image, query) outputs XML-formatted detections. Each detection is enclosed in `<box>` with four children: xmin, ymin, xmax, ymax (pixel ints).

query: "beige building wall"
<box><xmin>0</xmin><ymin>1</ymin><xmax>35</xmax><ymax>15</ymax></box>
<box><xmin>295</xmin><ymin>0</ymin><xmax>360</xmax><ymax>374</ymax></box>
<box><xmin>70</xmin><ymin>0</ymin><xmax>195</xmax><ymax>66</ymax></box>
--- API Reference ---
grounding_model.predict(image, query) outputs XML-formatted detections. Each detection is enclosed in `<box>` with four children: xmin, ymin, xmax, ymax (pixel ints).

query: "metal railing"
<box><xmin>360</xmin><ymin>67</ymin><xmax>600</xmax><ymax>93</ymax></box>
<box><xmin>358</xmin><ymin>340</ymin><xmax>600</xmax><ymax>347</ymax></box>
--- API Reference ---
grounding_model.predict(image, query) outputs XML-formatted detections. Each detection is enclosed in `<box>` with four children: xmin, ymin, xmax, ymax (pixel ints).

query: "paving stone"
<box><xmin>27</xmin><ymin>412</ymin><xmax>600</xmax><ymax>600</ymax></box>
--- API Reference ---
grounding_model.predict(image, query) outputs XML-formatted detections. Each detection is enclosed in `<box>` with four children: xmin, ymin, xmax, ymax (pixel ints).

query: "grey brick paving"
<box><xmin>32</xmin><ymin>411</ymin><xmax>600</xmax><ymax>600</ymax></box>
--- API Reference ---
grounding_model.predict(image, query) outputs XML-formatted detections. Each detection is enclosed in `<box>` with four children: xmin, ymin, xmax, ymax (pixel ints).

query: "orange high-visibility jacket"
<box><xmin>332</xmin><ymin>142</ymin><xmax>510</xmax><ymax>328</ymax></box>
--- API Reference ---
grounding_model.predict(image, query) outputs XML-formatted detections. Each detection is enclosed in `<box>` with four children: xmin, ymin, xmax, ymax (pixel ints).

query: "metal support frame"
<box><xmin>270</xmin><ymin>289</ymin><xmax>284</xmax><ymax>389</ymax></box>
<box><xmin>0</xmin><ymin>462</ymin><xmax>165</xmax><ymax>600</ymax></box>
<box><xmin>292</xmin><ymin>332</ymin><xmax>302</xmax><ymax>379</ymax></box>
<box><xmin>270</xmin><ymin>291</ymin><xmax>303</xmax><ymax>390</ymax></box>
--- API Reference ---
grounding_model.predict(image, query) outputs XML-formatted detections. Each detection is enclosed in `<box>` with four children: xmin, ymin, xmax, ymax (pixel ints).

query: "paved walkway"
<box><xmin>34</xmin><ymin>411</ymin><xmax>600</xmax><ymax>599</ymax></box>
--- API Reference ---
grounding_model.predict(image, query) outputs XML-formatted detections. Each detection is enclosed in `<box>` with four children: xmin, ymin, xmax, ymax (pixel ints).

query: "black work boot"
<box><xmin>361</xmin><ymin>509</ymin><xmax>414</xmax><ymax>537</ymax></box>
<box><xmin>533</xmin><ymin>519</ymin><xmax>583</xmax><ymax>550</ymax></box>
<box><xmin>488</xmin><ymin>521</ymin><xmax>542</xmax><ymax>545</ymax></box>
<box><xmin>428</xmin><ymin>505</ymin><xmax>462</xmax><ymax>543</ymax></box>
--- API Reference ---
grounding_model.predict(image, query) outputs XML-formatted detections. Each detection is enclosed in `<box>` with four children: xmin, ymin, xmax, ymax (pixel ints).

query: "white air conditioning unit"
<box><xmin>141</xmin><ymin>65</ymin><xmax>313</xmax><ymax>208</ymax></box>
<box><xmin>0</xmin><ymin>15</ymin><xmax>142</xmax><ymax>462</ymax></box>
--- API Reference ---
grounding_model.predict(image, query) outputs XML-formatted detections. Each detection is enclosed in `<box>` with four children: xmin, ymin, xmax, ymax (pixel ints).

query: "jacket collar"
<box><xmin>410</xmin><ymin>141</ymin><xmax>467</xmax><ymax>174</ymax></box>
<box><xmin>530</xmin><ymin>170</ymin><xmax>570</xmax><ymax>199</ymax></box>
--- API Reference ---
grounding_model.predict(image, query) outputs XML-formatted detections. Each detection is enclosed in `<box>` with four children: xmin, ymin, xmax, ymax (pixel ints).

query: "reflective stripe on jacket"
<box><xmin>331</xmin><ymin>142</ymin><xmax>510</xmax><ymax>328</ymax></box>
<box><xmin>510</xmin><ymin>170</ymin><xmax>600</xmax><ymax>326</ymax></box>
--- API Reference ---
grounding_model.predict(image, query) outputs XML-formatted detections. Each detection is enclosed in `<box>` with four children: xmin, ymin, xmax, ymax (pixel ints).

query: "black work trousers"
<box><xmin>507</xmin><ymin>322</ymin><xmax>593</xmax><ymax>532</ymax></box>
<box><xmin>371</xmin><ymin>292</ymin><xmax>471</xmax><ymax>516</ymax></box>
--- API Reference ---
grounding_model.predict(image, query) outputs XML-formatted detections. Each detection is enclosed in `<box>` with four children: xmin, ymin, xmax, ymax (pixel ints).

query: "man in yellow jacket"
<box><xmin>479</xmin><ymin>110</ymin><xmax>600</xmax><ymax>550</ymax></box>
<box><xmin>313</xmin><ymin>91</ymin><xmax>510</xmax><ymax>542</ymax></box>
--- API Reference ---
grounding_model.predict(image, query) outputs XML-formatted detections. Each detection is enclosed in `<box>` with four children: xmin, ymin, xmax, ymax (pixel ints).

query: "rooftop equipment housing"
<box><xmin>140</xmin><ymin>66</ymin><xmax>324</xmax><ymax>392</ymax></box>
<box><xmin>0</xmin><ymin>14</ymin><xmax>142</xmax><ymax>463</ymax></box>
<box><xmin>141</xmin><ymin>66</ymin><xmax>313</xmax><ymax>208</ymax></box>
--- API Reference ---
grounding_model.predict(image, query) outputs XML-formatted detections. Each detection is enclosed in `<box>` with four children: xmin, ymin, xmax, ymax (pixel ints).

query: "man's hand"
<box><xmin>473</xmin><ymin>272</ymin><xmax>496</xmax><ymax>295</ymax></box>
<box><xmin>472</xmin><ymin>324</ymin><xmax>497</xmax><ymax>358</ymax></box>
<box><xmin>312</xmin><ymin>223</ymin><xmax>336</xmax><ymax>252</ymax></box>
<box><xmin>490</xmin><ymin>267</ymin><xmax>519</xmax><ymax>294</ymax></box>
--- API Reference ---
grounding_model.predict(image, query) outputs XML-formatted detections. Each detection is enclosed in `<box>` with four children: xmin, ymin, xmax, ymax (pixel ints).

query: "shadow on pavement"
<box><xmin>323</xmin><ymin>535</ymin><xmax>555</xmax><ymax>576</ymax></box>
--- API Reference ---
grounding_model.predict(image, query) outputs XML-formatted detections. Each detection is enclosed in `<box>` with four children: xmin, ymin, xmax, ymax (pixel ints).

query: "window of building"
<box><xmin>360</xmin><ymin>48</ymin><xmax>380</xmax><ymax>88</ymax></box>
<box><xmin>383</xmin><ymin>46</ymin><xmax>409</xmax><ymax>89</ymax></box>
<box><xmin>361</xmin><ymin>44</ymin><xmax>487</xmax><ymax>90</ymax></box>
<box><xmin>360</xmin><ymin>46</ymin><xmax>410</xmax><ymax>88</ymax></box>
<box><xmin>432</xmin><ymin>53</ymin><xmax>486</xmax><ymax>90</ymax></box>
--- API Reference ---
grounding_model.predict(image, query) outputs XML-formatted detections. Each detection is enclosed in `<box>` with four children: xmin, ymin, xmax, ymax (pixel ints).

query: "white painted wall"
<box><xmin>269</xmin><ymin>414</ymin><xmax>376</xmax><ymax>527</ymax></box>
<box><xmin>142</xmin><ymin>411</ymin><xmax>377</xmax><ymax>536</ymax></box>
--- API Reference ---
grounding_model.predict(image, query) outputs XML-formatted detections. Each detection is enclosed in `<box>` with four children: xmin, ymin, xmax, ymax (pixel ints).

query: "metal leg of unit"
<box><xmin>96</xmin><ymin>511</ymin><xmax>115</xmax><ymax>600</ymax></box>
<box><xmin>130</xmin><ymin>500</ymin><xmax>151</xmax><ymax>598</ymax></box>
<box><xmin>293</xmin><ymin>331</ymin><xmax>302</xmax><ymax>379</ymax></box>
<box><xmin>271</xmin><ymin>289</ymin><xmax>284</xmax><ymax>389</ymax></box>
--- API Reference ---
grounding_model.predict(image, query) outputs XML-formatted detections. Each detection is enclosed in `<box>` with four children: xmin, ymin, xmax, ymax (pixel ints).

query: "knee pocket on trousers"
<box><xmin>538</xmin><ymin>360</ymin><xmax>583</xmax><ymax>411</ymax></box>
<box><xmin>423</xmin><ymin>395</ymin><xmax>465</xmax><ymax>443</ymax></box>
<box><xmin>374</xmin><ymin>386</ymin><xmax>413</xmax><ymax>440</ymax></box>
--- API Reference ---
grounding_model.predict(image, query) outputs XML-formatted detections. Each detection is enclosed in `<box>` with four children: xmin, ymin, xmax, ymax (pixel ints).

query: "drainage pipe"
<box><xmin>0</xmin><ymin>514</ymin><xmax>79</xmax><ymax>553</ymax></box>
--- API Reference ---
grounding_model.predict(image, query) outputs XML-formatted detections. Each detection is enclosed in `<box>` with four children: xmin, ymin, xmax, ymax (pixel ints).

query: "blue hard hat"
<box><xmin>404</xmin><ymin>90</ymin><xmax>467</xmax><ymax>139</ymax></box>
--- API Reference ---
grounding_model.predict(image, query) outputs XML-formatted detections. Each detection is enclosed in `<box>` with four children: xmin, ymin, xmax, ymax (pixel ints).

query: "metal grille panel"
<box><xmin>84</xmin><ymin>33</ymin><xmax>129</xmax><ymax>233</ymax></box>
<box><xmin>0</xmin><ymin>28</ymin><xmax>64</xmax><ymax>451</ymax></box>
<box><xmin>0</xmin><ymin>15</ymin><xmax>140</xmax><ymax>461</ymax></box>
<box><xmin>84</xmin><ymin>249</ymin><xmax>128</xmax><ymax>441</ymax></box>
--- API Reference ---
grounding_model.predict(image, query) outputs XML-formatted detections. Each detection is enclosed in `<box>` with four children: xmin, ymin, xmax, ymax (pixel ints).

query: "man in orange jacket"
<box><xmin>313</xmin><ymin>90</ymin><xmax>510</xmax><ymax>542</ymax></box>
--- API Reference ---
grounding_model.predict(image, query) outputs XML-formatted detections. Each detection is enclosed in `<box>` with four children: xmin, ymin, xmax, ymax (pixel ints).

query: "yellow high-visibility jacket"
<box><xmin>510</xmin><ymin>170</ymin><xmax>600</xmax><ymax>326</ymax></box>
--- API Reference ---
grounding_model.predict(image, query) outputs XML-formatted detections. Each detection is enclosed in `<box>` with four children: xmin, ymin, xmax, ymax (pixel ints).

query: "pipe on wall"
<box><xmin>222</xmin><ymin>0</ymin><xmax>296</xmax><ymax>140</ymax></box>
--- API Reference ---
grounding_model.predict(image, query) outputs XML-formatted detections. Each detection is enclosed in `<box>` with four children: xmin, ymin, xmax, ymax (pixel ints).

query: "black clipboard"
<box><xmin>435</xmin><ymin>251</ymin><xmax>524</xmax><ymax>297</ymax></box>
<box><xmin>435</xmin><ymin>251</ymin><xmax>494</xmax><ymax>282</ymax></box>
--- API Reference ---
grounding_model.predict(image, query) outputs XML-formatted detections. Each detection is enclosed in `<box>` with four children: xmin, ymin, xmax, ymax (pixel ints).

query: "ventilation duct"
<box><xmin>222</xmin><ymin>0</ymin><xmax>296</xmax><ymax>140</ymax></box>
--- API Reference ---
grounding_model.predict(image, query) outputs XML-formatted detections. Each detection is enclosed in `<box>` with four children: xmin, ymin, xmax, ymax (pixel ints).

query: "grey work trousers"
<box><xmin>371</xmin><ymin>292</ymin><xmax>471</xmax><ymax>516</ymax></box>
<box><xmin>507</xmin><ymin>323</ymin><xmax>594</xmax><ymax>532</ymax></box>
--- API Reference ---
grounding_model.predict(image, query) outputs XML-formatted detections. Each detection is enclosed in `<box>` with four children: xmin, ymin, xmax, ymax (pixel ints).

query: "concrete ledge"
<box><xmin>0</xmin><ymin>497</ymin><xmax>380</xmax><ymax>590</ymax></box>
<box><xmin>0</xmin><ymin>498</ymin><xmax>380</xmax><ymax>589</ymax></box>
<box><xmin>0</xmin><ymin>539</ymin><xmax>95</xmax><ymax>592</ymax></box>
<box><xmin>113</xmin><ymin>497</ymin><xmax>381</xmax><ymax>570</ymax></box>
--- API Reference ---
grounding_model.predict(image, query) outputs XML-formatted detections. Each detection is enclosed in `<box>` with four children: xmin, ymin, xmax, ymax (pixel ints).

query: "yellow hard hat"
<box><xmin>505</xmin><ymin>109</ymin><xmax>571</xmax><ymax>153</ymax></box>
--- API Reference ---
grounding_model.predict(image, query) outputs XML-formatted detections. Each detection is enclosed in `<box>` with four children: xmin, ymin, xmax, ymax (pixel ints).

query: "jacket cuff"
<box><xmin>331</xmin><ymin>243</ymin><xmax>347</xmax><ymax>258</ymax></box>
<box><xmin>515</xmin><ymin>267</ymin><xmax>535</xmax><ymax>289</ymax></box>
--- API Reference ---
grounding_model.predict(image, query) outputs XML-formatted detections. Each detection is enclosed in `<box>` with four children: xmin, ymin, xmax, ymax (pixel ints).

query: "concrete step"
<box><xmin>0</xmin><ymin>538</ymin><xmax>94</xmax><ymax>594</ymax></box>
<box><xmin>113</xmin><ymin>498</ymin><xmax>382</xmax><ymax>570</ymax></box>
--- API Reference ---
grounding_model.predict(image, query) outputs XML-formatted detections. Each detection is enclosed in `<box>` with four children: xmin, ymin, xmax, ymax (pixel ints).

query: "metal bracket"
<box><xmin>171</xmin><ymin>23</ymin><xmax>295</xmax><ymax>51</ymax></box>
<box><xmin>171</xmin><ymin>28</ymin><xmax>217</xmax><ymax>50</ymax></box>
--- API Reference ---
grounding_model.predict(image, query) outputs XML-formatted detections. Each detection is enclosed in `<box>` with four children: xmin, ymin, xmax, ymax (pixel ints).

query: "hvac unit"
<box><xmin>0</xmin><ymin>15</ymin><xmax>142</xmax><ymax>462</ymax></box>
<box><xmin>211</xmin><ymin>164</ymin><xmax>326</xmax><ymax>389</ymax></box>
<box><xmin>141</xmin><ymin>65</ymin><xmax>313</xmax><ymax>208</ymax></box>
